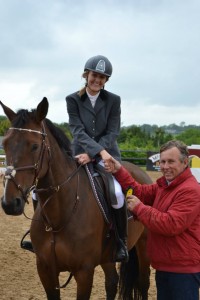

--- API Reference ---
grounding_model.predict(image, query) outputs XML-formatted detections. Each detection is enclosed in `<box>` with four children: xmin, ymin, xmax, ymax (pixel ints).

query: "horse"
<box><xmin>0</xmin><ymin>98</ymin><xmax>152</xmax><ymax>300</ymax></box>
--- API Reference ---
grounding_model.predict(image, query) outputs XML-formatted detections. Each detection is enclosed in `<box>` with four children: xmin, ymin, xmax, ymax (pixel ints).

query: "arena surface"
<box><xmin>0</xmin><ymin>172</ymin><xmax>159</xmax><ymax>299</ymax></box>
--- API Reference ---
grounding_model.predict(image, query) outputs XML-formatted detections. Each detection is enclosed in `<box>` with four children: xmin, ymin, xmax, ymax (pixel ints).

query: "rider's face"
<box><xmin>86</xmin><ymin>71</ymin><xmax>107</xmax><ymax>95</ymax></box>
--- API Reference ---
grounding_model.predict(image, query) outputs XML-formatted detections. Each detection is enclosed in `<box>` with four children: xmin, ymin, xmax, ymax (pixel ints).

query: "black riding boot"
<box><xmin>21</xmin><ymin>195</ymin><xmax>38</xmax><ymax>253</ymax></box>
<box><xmin>113</xmin><ymin>202</ymin><xmax>129</xmax><ymax>263</ymax></box>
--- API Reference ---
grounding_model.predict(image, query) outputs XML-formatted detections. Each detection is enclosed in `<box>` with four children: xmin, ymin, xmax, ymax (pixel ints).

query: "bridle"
<box><xmin>4</xmin><ymin>123</ymin><xmax>82</xmax><ymax>209</ymax></box>
<box><xmin>4</xmin><ymin>124</ymin><xmax>49</xmax><ymax>204</ymax></box>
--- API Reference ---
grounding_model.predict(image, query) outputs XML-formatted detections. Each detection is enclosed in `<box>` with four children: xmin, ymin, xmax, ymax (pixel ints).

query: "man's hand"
<box><xmin>104</xmin><ymin>156</ymin><xmax>122</xmax><ymax>173</ymax></box>
<box><xmin>126</xmin><ymin>195</ymin><xmax>141</xmax><ymax>212</ymax></box>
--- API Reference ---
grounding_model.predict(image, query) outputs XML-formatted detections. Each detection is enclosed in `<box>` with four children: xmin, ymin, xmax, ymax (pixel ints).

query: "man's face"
<box><xmin>160</xmin><ymin>147</ymin><xmax>188</xmax><ymax>182</ymax></box>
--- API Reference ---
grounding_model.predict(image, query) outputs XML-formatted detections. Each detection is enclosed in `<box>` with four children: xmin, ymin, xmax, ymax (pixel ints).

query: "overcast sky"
<box><xmin>0</xmin><ymin>0</ymin><xmax>200</xmax><ymax>126</ymax></box>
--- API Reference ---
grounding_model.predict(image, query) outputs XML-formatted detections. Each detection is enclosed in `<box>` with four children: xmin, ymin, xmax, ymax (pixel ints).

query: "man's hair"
<box><xmin>160</xmin><ymin>140</ymin><xmax>189</xmax><ymax>162</ymax></box>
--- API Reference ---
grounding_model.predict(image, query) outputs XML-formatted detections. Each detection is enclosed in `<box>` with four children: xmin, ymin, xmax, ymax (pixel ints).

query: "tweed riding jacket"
<box><xmin>66</xmin><ymin>89</ymin><xmax>121</xmax><ymax>161</ymax></box>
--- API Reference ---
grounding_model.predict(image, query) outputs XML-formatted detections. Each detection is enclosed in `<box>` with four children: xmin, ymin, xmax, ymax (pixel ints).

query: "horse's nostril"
<box><xmin>16</xmin><ymin>197</ymin><xmax>22</xmax><ymax>208</ymax></box>
<box><xmin>1</xmin><ymin>196</ymin><xmax>24</xmax><ymax>216</ymax></box>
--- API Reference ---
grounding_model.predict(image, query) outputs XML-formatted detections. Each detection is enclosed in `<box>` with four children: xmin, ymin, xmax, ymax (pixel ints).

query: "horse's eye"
<box><xmin>31</xmin><ymin>144</ymin><xmax>39</xmax><ymax>152</ymax></box>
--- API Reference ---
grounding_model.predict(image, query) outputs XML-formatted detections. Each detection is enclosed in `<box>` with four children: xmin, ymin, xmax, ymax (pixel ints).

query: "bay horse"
<box><xmin>0</xmin><ymin>98</ymin><xmax>152</xmax><ymax>300</ymax></box>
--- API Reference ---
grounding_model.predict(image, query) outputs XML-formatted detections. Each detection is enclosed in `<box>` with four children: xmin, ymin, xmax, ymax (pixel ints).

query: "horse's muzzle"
<box><xmin>1</xmin><ymin>196</ymin><xmax>24</xmax><ymax>216</ymax></box>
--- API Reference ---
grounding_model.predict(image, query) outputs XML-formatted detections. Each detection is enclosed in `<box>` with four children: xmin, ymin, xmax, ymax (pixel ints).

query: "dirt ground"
<box><xmin>0</xmin><ymin>171</ymin><xmax>161</xmax><ymax>300</ymax></box>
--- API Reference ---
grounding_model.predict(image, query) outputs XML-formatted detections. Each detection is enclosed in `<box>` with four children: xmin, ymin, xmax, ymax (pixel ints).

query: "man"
<box><xmin>105</xmin><ymin>140</ymin><xmax>200</xmax><ymax>300</ymax></box>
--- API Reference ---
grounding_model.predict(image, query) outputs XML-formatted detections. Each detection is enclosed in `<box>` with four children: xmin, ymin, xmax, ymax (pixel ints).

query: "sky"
<box><xmin>0</xmin><ymin>0</ymin><xmax>200</xmax><ymax>127</ymax></box>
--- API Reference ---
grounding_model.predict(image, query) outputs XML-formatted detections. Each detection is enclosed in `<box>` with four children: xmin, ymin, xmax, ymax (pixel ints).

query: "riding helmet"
<box><xmin>84</xmin><ymin>55</ymin><xmax>113</xmax><ymax>77</ymax></box>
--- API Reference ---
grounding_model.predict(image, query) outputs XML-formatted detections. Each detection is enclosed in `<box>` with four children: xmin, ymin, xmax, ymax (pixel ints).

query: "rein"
<box><xmin>34</xmin><ymin>163</ymin><xmax>82</xmax><ymax>232</ymax></box>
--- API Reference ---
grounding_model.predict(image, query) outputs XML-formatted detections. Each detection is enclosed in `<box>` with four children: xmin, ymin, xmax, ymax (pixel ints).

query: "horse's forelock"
<box><xmin>12</xmin><ymin>109</ymin><xmax>37</xmax><ymax>127</ymax></box>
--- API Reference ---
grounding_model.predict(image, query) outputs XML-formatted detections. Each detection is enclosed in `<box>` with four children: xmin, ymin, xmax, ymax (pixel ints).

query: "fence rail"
<box><xmin>120</xmin><ymin>150</ymin><xmax>161</xmax><ymax>172</ymax></box>
<box><xmin>120</xmin><ymin>149</ymin><xmax>158</xmax><ymax>166</ymax></box>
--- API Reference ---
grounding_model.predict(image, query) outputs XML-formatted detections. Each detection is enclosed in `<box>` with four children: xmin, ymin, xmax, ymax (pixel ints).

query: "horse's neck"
<box><xmin>38</xmin><ymin>150</ymin><xmax>77</xmax><ymax>227</ymax></box>
<box><xmin>43</xmin><ymin>143</ymin><xmax>75</xmax><ymax>187</ymax></box>
<box><xmin>45</xmin><ymin>129</ymin><xmax>75</xmax><ymax>180</ymax></box>
<box><xmin>37</xmin><ymin>128</ymin><xmax>80</xmax><ymax>219</ymax></box>
<box><xmin>51</xmin><ymin>149</ymin><xmax>74</xmax><ymax>177</ymax></box>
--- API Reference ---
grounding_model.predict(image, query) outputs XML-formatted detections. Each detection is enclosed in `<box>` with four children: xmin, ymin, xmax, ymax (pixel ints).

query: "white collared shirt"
<box><xmin>86</xmin><ymin>91</ymin><xmax>100</xmax><ymax>107</ymax></box>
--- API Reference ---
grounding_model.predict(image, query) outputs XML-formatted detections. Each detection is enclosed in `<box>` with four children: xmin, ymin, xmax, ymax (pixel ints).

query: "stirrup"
<box><xmin>20</xmin><ymin>230</ymin><xmax>34</xmax><ymax>253</ymax></box>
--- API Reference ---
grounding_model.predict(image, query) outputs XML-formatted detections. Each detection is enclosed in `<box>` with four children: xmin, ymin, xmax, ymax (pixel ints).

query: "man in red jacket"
<box><xmin>105</xmin><ymin>140</ymin><xmax>200</xmax><ymax>300</ymax></box>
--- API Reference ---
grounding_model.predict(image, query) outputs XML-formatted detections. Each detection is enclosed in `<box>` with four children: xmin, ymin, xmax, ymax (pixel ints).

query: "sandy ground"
<box><xmin>0</xmin><ymin>171</ymin><xmax>161</xmax><ymax>300</ymax></box>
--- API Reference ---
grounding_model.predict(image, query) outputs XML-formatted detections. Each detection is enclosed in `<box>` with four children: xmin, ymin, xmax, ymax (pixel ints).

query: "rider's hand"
<box><xmin>99</xmin><ymin>149</ymin><xmax>111</xmax><ymax>162</ymax></box>
<box><xmin>75</xmin><ymin>153</ymin><xmax>92</xmax><ymax>165</ymax></box>
<box><xmin>104</xmin><ymin>156</ymin><xmax>122</xmax><ymax>173</ymax></box>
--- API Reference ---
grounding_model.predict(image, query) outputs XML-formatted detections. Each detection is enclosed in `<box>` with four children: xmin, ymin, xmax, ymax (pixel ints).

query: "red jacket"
<box><xmin>115</xmin><ymin>166</ymin><xmax>200</xmax><ymax>273</ymax></box>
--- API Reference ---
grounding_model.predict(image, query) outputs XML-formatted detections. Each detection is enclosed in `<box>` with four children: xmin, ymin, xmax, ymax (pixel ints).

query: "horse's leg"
<box><xmin>73</xmin><ymin>268</ymin><xmax>95</xmax><ymax>300</ymax></box>
<box><xmin>101</xmin><ymin>263</ymin><xmax>119</xmax><ymax>300</ymax></box>
<box><xmin>36</xmin><ymin>259</ymin><xmax>60</xmax><ymax>300</ymax></box>
<box><xmin>135</xmin><ymin>229</ymin><xmax>151</xmax><ymax>300</ymax></box>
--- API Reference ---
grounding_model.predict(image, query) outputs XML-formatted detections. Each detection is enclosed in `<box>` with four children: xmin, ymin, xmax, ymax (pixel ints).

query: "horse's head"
<box><xmin>0</xmin><ymin>97</ymin><xmax>49</xmax><ymax>215</ymax></box>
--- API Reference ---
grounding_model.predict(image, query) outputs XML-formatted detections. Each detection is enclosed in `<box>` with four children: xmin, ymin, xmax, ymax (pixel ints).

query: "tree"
<box><xmin>180</xmin><ymin>121</ymin><xmax>186</xmax><ymax>127</ymax></box>
<box><xmin>176</xmin><ymin>128</ymin><xmax>200</xmax><ymax>145</ymax></box>
<box><xmin>0</xmin><ymin>119</ymin><xmax>10</xmax><ymax>135</ymax></box>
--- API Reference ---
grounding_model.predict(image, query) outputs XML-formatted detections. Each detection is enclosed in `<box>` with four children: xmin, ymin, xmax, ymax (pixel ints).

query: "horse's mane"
<box><xmin>45</xmin><ymin>119</ymin><xmax>72</xmax><ymax>156</ymax></box>
<box><xmin>12</xmin><ymin>109</ymin><xmax>72</xmax><ymax>156</ymax></box>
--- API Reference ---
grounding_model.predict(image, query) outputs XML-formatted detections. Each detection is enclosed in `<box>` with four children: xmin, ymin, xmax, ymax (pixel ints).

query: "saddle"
<box><xmin>84</xmin><ymin>162</ymin><xmax>117</xmax><ymax>224</ymax></box>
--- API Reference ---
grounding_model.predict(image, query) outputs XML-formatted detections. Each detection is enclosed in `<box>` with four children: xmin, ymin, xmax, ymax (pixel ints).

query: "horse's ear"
<box><xmin>36</xmin><ymin>97</ymin><xmax>49</xmax><ymax>122</ymax></box>
<box><xmin>0</xmin><ymin>101</ymin><xmax>17</xmax><ymax>122</ymax></box>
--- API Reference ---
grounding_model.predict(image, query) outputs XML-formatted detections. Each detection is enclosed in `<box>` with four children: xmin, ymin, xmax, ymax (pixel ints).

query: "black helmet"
<box><xmin>84</xmin><ymin>55</ymin><xmax>113</xmax><ymax>77</ymax></box>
